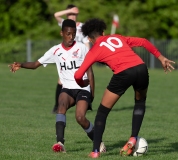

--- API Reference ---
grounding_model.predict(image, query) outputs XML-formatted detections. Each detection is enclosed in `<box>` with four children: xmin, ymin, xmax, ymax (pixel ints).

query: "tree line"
<box><xmin>1</xmin><ymin>0</ymin><xmax>178</xmax><ymax>62</ymax></box>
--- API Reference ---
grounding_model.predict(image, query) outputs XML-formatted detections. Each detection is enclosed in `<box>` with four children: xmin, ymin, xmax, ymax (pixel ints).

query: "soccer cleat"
<box><xmin>99</xmin><ymin>142</ymin><xmax>106</xmax><ymax>153</ymax></box>
<box><xmin>88</xmin><ymin>151</ymin><xmax>100</xmax><ymax>158</ymax></box>
<box><xmin>52</xmin><ymin>142</ymin><xmax>66</xmax><ymax>153</ymax></box>
<box><xmin>120</xmin><ymin>137</ymin><xmax>137</xmax><ymax>156</ymax></box>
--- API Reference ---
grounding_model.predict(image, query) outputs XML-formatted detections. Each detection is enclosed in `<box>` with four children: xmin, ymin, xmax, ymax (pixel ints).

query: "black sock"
<box><xmin>131</xmin><ymin>98</ymin><xmax>146</xmax><ymax>137</ymax></box>
<box><xmin>56</xmin><ymin>121</ymin><xmax>65</xmax><ymax>144</ymax></box>
<box><xmin>87</xmin><ymin>127</ymin><xmax>94</xmax><ymax>141</ymax></box>
<box><xmin>87</xmin><ymin>127</ymin><xmax>104</xmax><ymax>143</ymax></box>
<box><xmin>55</xmin><ymin>83</ymin><xmax>62</xmax><ymax>106</ymax></box>
<box><xmin>93</xmin><ymin>104</ymin><xmax>111</xmax><ymax>152</ymax></box>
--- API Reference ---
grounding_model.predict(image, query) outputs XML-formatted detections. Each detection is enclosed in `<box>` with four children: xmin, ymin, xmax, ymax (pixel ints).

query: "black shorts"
<box><xmin>107</xmin><ymin>64</ymin><xmax>149</xmax><ymax>96</ymax></box>
<box><xmin>61</xmin><ymin>88</ymin><xmax>92</xmax><ymax>110</ymax></box>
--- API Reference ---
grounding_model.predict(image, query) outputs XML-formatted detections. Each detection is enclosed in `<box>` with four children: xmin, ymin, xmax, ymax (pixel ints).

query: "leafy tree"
<box><xmin>0</xmin><ymin>0</ymin><xmax>54</xmax><ymax>42</ymax></box>
<box><xmin>1</xmin><ymin>0</ymin><xmax>178</xmax><ymax>63</ymax></box>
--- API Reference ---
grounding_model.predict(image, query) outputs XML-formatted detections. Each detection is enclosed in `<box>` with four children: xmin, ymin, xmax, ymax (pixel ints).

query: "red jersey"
<box><xmin>74</xmin><ymin>34</ymin><xmax>161</xmax><ymax>85</ymax></box>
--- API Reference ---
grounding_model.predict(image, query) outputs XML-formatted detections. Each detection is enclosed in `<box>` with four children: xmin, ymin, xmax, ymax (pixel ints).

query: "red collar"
<box><xmin>61</xmin><ymin>41</ymin><xmax>76</xmax><ymax>51</ymax></box>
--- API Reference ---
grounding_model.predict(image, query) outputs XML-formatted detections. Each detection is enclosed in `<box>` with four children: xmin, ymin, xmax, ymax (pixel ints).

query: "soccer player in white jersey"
<box><xmin>8</xmin><ymin>19</ymin><xmax>106</xmax><ymax>153</ymax></box>
<box><xmin>52</xmin><ymin>4</ymin><xmax>90</xmax><ymax>113</ymax></box>
<box><xmin>54</xmin><ymin>4</ymin><xmax>89</xmax><ymax>45</ymax></box>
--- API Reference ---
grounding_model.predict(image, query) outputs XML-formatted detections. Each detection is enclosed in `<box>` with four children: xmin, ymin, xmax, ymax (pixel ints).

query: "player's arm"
<box><xmin>122</xmin><ymin>36</ymin><xmax>161</xmax><ymax>57</ymax></box>
<box><xmin>74</xmin><ymin>51</ymin><xmax>95</xmax><ymax>87</ymax></box>
<box><xmin>8</xmin><ymin>61</ymin><xmax>42</xmax><ymax>73</ymax></box>
<box><xmin>86</xmin><ymin>66</ymin><xmax>95</xmax><ymax>102</ymax></box>
<box><xmin>123</xmin><ymin>36</ymin><xmax>175</xmax><ymax>73</ymax></box>
<box><xmin>9</xmin><ymin>47</ymin><xmax>56</xmax><ymax>73</ymax></box>
<box><xmin>82</xmin><ymin>36</ymin><xmax>91</xmax><ymax>50</ymax></box>
<box><xmin>84</xmin><ymin>42</ymin><xmax>91</xmax><ymax>50</ymax></box>
<box><xmin>54</xmin><ymin>7</ymin><xmax>79</xmax><ymax>23</ymax></box>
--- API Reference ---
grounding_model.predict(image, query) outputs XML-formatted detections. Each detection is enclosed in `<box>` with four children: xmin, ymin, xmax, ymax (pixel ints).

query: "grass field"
<box><xmin>0</xmin><ymin>63</ymin><xmax>178</xmax><ymax>160</ymax></box>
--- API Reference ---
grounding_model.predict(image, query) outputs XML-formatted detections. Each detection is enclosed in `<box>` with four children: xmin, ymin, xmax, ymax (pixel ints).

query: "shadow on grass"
<box><xmin>101</xmin><ymin>137</ymin><xmax>171</xmax><ymax>156</ymax></box>
<box><xmin>170</xmin><ymin>142</ymin><xmax>178</xmax><ymax>151</ymax></box>
<box><xmin>72</xmin><ymin>138</ymin><xmax>178</xmax><ymax>155</ymax></box>
<box><xmin>149</xmin><ymin>140</ymin><xmax>178</xmax><ymax>154</ymax></box>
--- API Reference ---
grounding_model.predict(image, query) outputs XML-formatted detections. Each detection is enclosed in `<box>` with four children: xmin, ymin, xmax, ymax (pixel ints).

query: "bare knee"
<box><xmin>75</xmin><ymin>115</ymin><xmax>86</xmax><ymax>124</ymax></box>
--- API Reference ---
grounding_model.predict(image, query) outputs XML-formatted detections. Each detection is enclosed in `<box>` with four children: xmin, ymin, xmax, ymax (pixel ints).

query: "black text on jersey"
<box><xmin>60</xmin><ymin>61</ymin><xmax>80</xmax><ymax>70</ymax></box>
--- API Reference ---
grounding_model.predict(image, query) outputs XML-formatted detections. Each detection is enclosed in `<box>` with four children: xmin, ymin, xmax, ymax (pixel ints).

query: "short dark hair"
<box><xmin>81</xmin><ymin>18</ymin><xmax>107</xmax><ymax>39</ymax></box>
<box><xmin>66</xmin><ymin>4</ymin><xmax>76</xmax><ymax>9</ymax></box>
<box><xmin>62</xmin><ymin>19</ymin><xmax>76</xmax><ymax>31</ymax></box>
<box><xmin>66</xmin><ymin>4</ymin><xmax>78</xmax><ymax>16</ymax></box>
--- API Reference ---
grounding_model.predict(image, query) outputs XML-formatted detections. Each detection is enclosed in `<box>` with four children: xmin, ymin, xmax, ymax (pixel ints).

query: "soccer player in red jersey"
<box><xmin>74</xmin><ymin>18</ymin><xmax>175</xmax><ymax>158</ymax></box>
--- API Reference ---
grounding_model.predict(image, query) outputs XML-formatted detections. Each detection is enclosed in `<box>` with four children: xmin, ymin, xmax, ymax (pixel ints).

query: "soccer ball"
<box><xmin>132</xmin><ymin>137</ymin><xmax>148</xmax><ymax>157</ymax></box>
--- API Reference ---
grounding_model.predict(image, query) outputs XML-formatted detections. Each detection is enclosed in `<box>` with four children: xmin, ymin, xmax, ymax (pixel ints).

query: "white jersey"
<box><xmin>58</xmin><ymin>19</ymin><xmax>88</xmax><ymax>44</ymax></box>
<box><xmin>38</xmin><ymin>41</ymin><xmax>90</xmax><ymax>92</ymax></box>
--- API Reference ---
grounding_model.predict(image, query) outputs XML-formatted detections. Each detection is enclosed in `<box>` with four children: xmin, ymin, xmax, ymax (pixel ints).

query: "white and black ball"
<box><xmin>132</xmin><ymin>137</ymin><xmax>148</xmax><ymax>157</ymax></box>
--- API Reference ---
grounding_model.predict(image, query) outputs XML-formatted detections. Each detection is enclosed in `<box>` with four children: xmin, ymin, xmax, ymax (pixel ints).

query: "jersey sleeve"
<box><xmin>122</xmin><ymin>36</ymin><xmax>161</xmax><ymax>58</ymax></box>
<box><xmin>38</xmin><ymin>46</ymin><xmax>56</xmax><ymax>67</ymax></box>
<box><xmin>83</xmin><ymin>44</ymin><xmax>89</xmax><ymax>56</ymax></box>
<box><xmin>58</xmin><ymin>18</ymin><xmax>64</xmax><ymax>27</ymax></box>
<box><xmin>82</xmin><ymin>36</ymin><xmax>89</xmax><ymax>44</ymax></box>
<box><xmin>74</xmin><ymin>51</ymin><xmax>95</xmax><ymax>86</ymax></box>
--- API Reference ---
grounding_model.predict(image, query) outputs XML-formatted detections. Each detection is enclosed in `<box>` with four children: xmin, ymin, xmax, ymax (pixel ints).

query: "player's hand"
<box><xmin>8</xmin><ymin>62</ymin><xmax>21</xmax><ymax>73</ymax></box>
<box><xmin>158</xmin><ymin>55</ymin><xmax>175</xmax><ymax>73</ymax></box>
<box><xmin>80</xmin><ymin>79</ymin><xmax>89</xmax><ymax>87</ymax></box>
<box><xmin>70</xmin><ymin>7</ymin><xmax>79</xmax><ymax>14</ymax></box>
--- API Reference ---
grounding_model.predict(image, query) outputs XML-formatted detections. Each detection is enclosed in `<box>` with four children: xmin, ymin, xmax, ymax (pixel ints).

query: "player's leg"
<box><xmin>76</xmin><ymin>90</ymin><xmax>106</xmax><ymax>153</ymax></box>
<box><xmin>76</xmin><ymin>90</ymin><xmax>106</xmax><ymax>154</ymax></box>
<box><xmin>53</xmin><ymin>88</ymin><xmax>75</xmax><ymax>152</ymax></box>
<box><xmin>75</xmin><ymin>100</ymin><xmax>93</xmax><ymax>136</ymax></box>
<box><xmin>131</xmin><ymin>64</ymin><xmax>149</xmax><ymax>141</ymax></box>
<box><xmin>120</xmin><ymin>89</ymin><xmax>148</xmax><ymax>156</ymax></box>
<box><xmin>120</xmin><ymin>64</ymin><xmax>149</xmax><ymax>156</ymax></box>
<box><xmin>132</xmin><ymin>89</ymin><xmax>147</xmax><ymax>138</ymax></box>
<box><xmin>75</xmin><ymin>90</ymin><xmax>94</xmax><ymax>140</ymax></box>
<box><xmin>52</xmin><ymin>79</ymin><xmax>62</xmax><ymax>114</ymax></box>
<box><xmin>89</xmin><ymin>89</ymin><xmax>120</xmax><ymax>157</ymax></box>
<box><xmin>90</xmin><ymin>69</ymin><xmax>134</xmax><ymax>158</ymax></box>
<box><xmin>89</xmin><ymin>89</ymin><xmax>120</xmax><ymax>158</ymax></box>
<box><xmin>91</xmin><ymin>70</ymin><xmax>134</xmax><ymax>156</ymax></box>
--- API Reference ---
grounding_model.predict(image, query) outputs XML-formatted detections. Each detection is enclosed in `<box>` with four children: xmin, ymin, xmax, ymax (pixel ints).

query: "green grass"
<box><xmin>0</xmin><ymin>63</ymin><xmax>178</xmax><ymax>160</ymax></box>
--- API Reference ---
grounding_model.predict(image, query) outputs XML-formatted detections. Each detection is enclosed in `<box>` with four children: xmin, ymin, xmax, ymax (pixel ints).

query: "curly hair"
<box><xmin>81</xmin><ymin>18</ymin><xmax>107</xmax><ymax>39</ymax></box>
